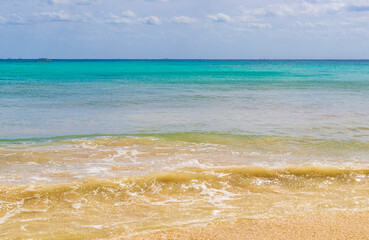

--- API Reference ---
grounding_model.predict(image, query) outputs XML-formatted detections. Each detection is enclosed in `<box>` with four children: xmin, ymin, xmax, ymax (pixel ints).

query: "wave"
<box><xmin>1</xmin><ymin>132</ymin><xmax>368</xmax><ymax>187</ymax></box>
<box><xmin>1</xmin><ymin>165</ymin><xmax>369</xmax><ymax>239</ymax></box>
<box><xmin>2</xmin><ymin>165</ymin><xmax>369</xmax><ymax>196</ymax></box>
<box><xmin>1</xmin><ymin>132</ymin><xmax>369</xmax><ymax>149</ymax></box>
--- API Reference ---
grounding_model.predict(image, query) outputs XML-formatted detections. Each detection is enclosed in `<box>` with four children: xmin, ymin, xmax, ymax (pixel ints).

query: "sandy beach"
<box><xmin>114</xmin><ymin>211</ymin><xmax>369</xmax><ymax>240</ymax></box>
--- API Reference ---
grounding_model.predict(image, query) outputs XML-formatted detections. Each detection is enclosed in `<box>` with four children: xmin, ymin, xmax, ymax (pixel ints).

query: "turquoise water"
<box><xmin>1</xmin><ymin>60</ymin><xmax>369</xmax><ymax>238</ymax></box>
<box><xmin>1</xmin><ymin>60</ymin><xmax>368</xmax><ymax>140</ymax></box>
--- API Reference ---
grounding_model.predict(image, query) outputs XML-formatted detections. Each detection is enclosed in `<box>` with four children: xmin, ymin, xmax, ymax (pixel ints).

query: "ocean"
<box><xmin>0</xmin><ymin>60</ymin><xmax>369</xmax><ymax>239</ymax></box>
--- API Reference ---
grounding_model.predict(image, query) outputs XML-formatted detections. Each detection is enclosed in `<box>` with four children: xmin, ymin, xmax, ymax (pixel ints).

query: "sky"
<box><xmin>1</xmin><ymin>0</ymin><xmax>369</xmax><ymax>59</ymax></box>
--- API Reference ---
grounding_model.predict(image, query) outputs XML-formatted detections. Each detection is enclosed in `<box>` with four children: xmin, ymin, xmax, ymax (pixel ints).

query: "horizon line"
<box><xmin>2</xmin><ymin>58</ymin><xmax>369</xmax><ymax>61</ymax></box>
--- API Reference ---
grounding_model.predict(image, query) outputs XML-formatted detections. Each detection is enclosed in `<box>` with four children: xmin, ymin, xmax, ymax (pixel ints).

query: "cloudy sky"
<box><xmin>1</xmin><ymin>0</ymin><xmax>369</xmax><ymax>59</ymax></box>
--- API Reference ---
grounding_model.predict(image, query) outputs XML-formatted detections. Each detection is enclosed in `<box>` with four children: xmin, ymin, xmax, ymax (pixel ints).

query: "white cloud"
<box><xmin>0</xmin><ymin>14</ymin><xmax>28</xmax><ymax>25</ymax></box>
<box><xmin>240</xmin><ymin>1</ymin><xmax>347</xmax><ymax>18</ymax></box>
<box><xmin>141</xmin><ymin>16</ymin><xmax>161</xmax><ymax>25</ymax></box>
<box><xmin>121</xmin><ymin>10</ymin><xmax>136</xmax><ymax>18</ymax></box>
<box><xmin>46</xmin><ymin>0</ymin><xmax>69</xmax><ymax>4</ymax></box>
<box><xmin>0</xmin><ymin>11</ymin><xmax>95</xmax><ymax>25</ymax></box>
<box><xmin>45</xmin><ymin>0</ymin><xmax>101</xmax><ymax>5</ymax></box>
<box><xmin>7</xmin><ymin>0</ymin><xmax>369</xmax><ymax>30</ymax></box>
<box><xmin>106</xmin><ymin>13</ymin><xmax>133</xmax><ymax>24</ymax></box>
<box><xmin>171</xmin><ymin>16</ymin><xmax>196</xmax><ymax>24</ymax></box>
<box><xmin>348</xmin><ymin>16</ymin><xmax>369</xmax><ymax>23</ymax></box>
<box><xmin>0</xmin><ymin>16</ymin><xmax>7</xmax><ymax>24</ymax></box>
<box><xmin>248</xmin><ymin>23</ymin><xmax>272</xmax><ymax>29</ymax></box>
<box><xmin>34</xmin><ymin>11</ymin><xmax>80</xmax><ymax>22</ymax></box>
<box><xmin>76</xmin><ymin>0</ymin><xmax>102</xmax><ymax>5</ymax></box>
<box><xmin>207</xmin><ymin>13</ymin><xmax>232</xmax><ymax>23</ymax></box>
<box><xmin>295</xmin><ymin>16</ymin><xmax>369</xmax><ymax>28</ymax></box>
<box><xmin>238</xmin><ymin>15</ymin><xmax>259</xmax><ymax>22</ymax></box>
<box><xmin>105</xmin><ymin>11</ymin><xmax>136</xmax><ymax>24</ymax></box>
<box><xmin>106</xmin><ymin>13</ymin><xmax>161</xmax><ymax>25</ymax></box>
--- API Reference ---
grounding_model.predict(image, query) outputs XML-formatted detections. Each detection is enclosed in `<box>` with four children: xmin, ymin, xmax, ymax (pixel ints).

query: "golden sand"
<box><xmin>2</xmin><ymin>166</ymin><xmax>369</xmax><ymax>239</ymax></box>
<box><xmin>1</xmin><ymin>134</ymin><xmax>369</xmax><ymax>239</ymax></box>
<box><xmin>114</xmin><ymin>211</ymin><xmax>369</xmax><ymax>240</ymax></box>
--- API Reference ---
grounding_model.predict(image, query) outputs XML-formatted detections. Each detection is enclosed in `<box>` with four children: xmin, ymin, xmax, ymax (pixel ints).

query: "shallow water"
<box><xmin>1</xmin><ymin>60</ymin><xmax>369</xmax><ymax>140</ymax></box>
<box><xmin>0</xmin><ymin>60</ymin><xmax>369</xmax><ymax>239</ymax></box>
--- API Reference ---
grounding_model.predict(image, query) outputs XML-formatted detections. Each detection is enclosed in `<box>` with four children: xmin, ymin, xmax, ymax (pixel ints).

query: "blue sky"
<box><xmin>1</xmin><ymin>0</ymin><xmax>369</xmax><ymax>59</ymax></box>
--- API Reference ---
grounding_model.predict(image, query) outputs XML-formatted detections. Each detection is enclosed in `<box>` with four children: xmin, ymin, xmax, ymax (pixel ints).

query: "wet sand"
<box><xmin>113</xmin><ymin>211</ymin><xmax>369</xmax><ymax>240</ymax></box>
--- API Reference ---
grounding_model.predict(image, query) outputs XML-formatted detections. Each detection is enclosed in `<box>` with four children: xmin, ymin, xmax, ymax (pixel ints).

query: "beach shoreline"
<box><xmin>1</xmin><ymin>60</ymin><xmax>369</xmax><ymax>239</ymax></box>
<box><xmin>112</xmin><ymin>211</ymin><xmax>369</xmax><ymax>240</ymax></box>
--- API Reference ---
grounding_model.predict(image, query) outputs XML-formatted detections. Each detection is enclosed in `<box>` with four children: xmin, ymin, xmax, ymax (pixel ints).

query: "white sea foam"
<box><xmin>29</xmin><ymin>177</ymin><xmax>51</xmax><ymax>182</ymax></box>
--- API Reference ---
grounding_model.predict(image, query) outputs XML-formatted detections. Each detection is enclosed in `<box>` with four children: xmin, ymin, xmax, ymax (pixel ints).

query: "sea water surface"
<box><xmin>0</xmin><ymin>60</ymin><xmax>369</xmax><ymax>239</ymax></box>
